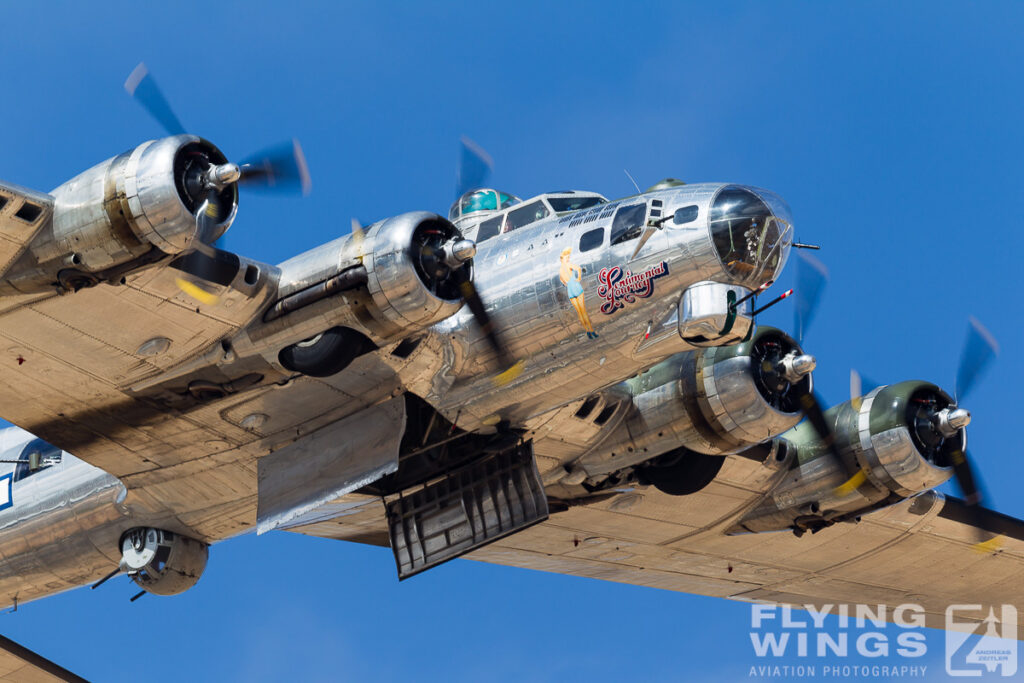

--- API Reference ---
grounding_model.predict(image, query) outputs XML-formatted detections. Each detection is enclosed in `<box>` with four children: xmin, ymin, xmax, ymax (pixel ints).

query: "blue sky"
<box><xmin>2</xmin><ymin>1</ymin><xmax>1023</xmax><ymax>681</ymax></box>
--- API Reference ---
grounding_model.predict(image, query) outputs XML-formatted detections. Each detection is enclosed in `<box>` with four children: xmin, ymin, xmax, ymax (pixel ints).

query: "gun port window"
<box><xmin>13</xmin><ymin>439</ymin><xmax>62</xmax><ymax>482</ymax></box>
<box><xmin>611</xmin><ymin>203</ymin><xmax>646</xmax><ymax>245</ymax></box>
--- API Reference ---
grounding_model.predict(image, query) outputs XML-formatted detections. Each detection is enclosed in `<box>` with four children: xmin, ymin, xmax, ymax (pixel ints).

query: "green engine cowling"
<box><xmin>731</xmin><ymin>380</ymin><xmax>962</xmax><ymax>535</ymax></box>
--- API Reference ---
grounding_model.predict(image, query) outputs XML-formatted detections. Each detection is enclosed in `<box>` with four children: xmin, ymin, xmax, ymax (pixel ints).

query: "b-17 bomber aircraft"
<box><xmin>0</xmin><ymin>65</ymin><xmax>1018</xmax><ymax>675</ymax></box>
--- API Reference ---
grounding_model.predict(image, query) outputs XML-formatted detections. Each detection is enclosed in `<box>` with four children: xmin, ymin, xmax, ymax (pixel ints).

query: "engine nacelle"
<box><xmin>731</xmin><ymin>380</ymin><xmax>961</xmax><ymax>535</ymax></box>
<box><xmin>119</xmin><ymin>527</ymin><xmax>209</xmax><ymax>596</ymax></box>
<box><xmin>3</xmin><ymin>136</ymin><xmax>236</xmax><ymax>294</ymax></box>
<box><xmin>361</xmin><ymin>212</ymin><xmax>469</xmax><ymax>330</ymax></box>
<box><xmin>569</xmin><ymin>327</ymin><xmax>812</xmax><ymax>479</ymax></box>
<box><xmin>272</xmin><ymin>211</ymin><xmax>471</xmax><ymax>346</ymax></box>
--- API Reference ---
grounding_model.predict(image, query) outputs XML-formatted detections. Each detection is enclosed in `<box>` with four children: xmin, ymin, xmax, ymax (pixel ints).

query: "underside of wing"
<box><xmin>0</xmin><ymin>633</ymin><xmax>87</xmax><ymax>683</ymax></box>
<box><xmin>285</xmin><ymin>453</ymin><xmax>1024</xmax><ymax>639</ymax></box>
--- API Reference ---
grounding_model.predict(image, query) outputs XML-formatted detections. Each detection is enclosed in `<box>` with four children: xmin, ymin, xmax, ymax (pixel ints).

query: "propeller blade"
<box><xmin>452</xmin><ymin>268</ymin><xmax>522</xmax><ymax>385</ymax></box>
<box><xmin>796</xmin><ymin>388</ymin><xmax>840</xmax><ymax>461</ymax></box>
<box><xmin>950</xmin><ymin>447</ymin><xmax>986</xmax><ymax>507</ymax></box>
<box><xmin>849</xmin><ymin>369</ymin><xmax>881</xmax><ymax>412</ymax></box>
<box><xmin>238</xmin><ymin>139</ymin><xmax>312</xmax><ymax>196</ymax></box>
<box><xmin>124</xmin><ymin>63</ymin><xmax>187</xmax><ymax>136</ymax></box>
<box><xmin>172</xmin><ymin>246</ymin><xmax>243</xmax><ymax>306</ymax></box>
<box><xmin>193</xmin><ymin>189</ymin><xmax>224</xmax><ymax>254</ymax></box>
<box><xmin>171</xmin><ymin>191</ymin><xmax>235</xmax><ymax>304</ymax></box>
<box><xmin>939</xmin><ymin>496</ymin><xmax>1010</xmax><ymax>552</ymax></box>
<box><xmin>173</xmin><ymin>273</ymin><xmax>220</xmax><ymax>306</ymax></box>
<box><xmin>794</xmin><ymin>251</ymin><xmax>828</xmax><ymax>344</ymax></box>
<box><xmin>455</xmin><ymin>136</ymin><xmax>493</xmax><ymax>199</ymax></box>
<box><xmin>955</xmin><ymin>316</ymin><xmax>999</xmax><ymax>402</ymax></box>
<box><xmin>793</xmin><ymin>384</ymin><xmax>865</xmax><ymax>496</ymax></box>
<box><xmin>351</xmin><ymin>218</ymin><xmax>366</xmax><ymax>260</ymax></box>
<box><xmin>946</xmin><ymin>440</ymin><xmax>997</xmax><ymax>549</ymax></box>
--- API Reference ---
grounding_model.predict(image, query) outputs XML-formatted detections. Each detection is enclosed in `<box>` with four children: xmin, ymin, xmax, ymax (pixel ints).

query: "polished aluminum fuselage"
<box><xmin>416</xmin><ymin>183</ymin><xmax>788</xmax><ymax>429</ymax></box>
<box><xmin>0</xmin><ymin>182</ymin><xmax>792</xmax><ymax>606</ymax></box>
<box><xmin>0</xmin><ymin>429</ymin><xmax>127</xmax><ymax>604</ymax></box>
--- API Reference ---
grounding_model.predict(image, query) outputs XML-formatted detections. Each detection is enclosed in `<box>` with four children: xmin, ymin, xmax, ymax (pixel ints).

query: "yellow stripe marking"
<box><xmin>973</xmin><ymin>536</ymin><xmax>1003</xmax><ymax>554</ymax></box>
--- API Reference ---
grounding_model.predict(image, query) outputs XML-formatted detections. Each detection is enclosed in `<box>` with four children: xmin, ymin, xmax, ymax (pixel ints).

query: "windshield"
<box><xmin>505</xmin><ymin>200</ymin><xmax>551</xmax><ymax>232</ymax></box>
<box><xmin>548</xmin><ymin>196</ymin><xmax>605</xmax><ymax>213</ymax></box>
<box><xmin>709</xmin><ymin>187</ymin><xmax>792</xmax><ymax>286</ymax></box>
<box><xmin>475</xmin><ymin>216</ymin><xmax>503</xmax><ymax>242</ymax></box>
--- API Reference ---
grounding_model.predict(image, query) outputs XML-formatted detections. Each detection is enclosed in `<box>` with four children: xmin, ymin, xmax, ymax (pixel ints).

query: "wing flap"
<box><xmin>256</xmin><ymin>396</ymin><xmax>405</xmax><ymax>534</ymax></box>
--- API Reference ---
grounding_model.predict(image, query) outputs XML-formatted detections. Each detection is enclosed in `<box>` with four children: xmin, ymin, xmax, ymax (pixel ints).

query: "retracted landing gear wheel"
<box><xmin>278</xmin><ymin>326</ymin><xmax>375</xmax><ymax>377</ymax></box>
<box><xmin>637</xmin><ymin>447</ymin><xmax>726</xmax><ymax>496</ymax></box>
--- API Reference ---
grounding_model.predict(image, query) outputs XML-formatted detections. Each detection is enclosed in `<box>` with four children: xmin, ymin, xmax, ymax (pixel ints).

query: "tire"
<box><xmin>638</xmin><ymin>448</ymin><xmax>726</xmax><ymax>496</ymax></box>
<box><xmin>278</xmin><ymin>327</ymin><xmax>374</xmax><ymax>378</ymax></box>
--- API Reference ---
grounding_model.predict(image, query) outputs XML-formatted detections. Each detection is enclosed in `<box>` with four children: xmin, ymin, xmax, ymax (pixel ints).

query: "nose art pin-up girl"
<box><xmin>559</xmin><ymin>247</ymin><xmax>597</xmax><ymax>338</ymax></box>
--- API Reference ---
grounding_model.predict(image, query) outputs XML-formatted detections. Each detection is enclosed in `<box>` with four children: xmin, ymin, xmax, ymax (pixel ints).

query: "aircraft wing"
<box><xmin>0</xmin><ymin>633</ymin><xmax>87</xmax><ymax>683</ymax></box>
<box><xmin>287</xmin><ymin>453</ymin><xmax>1024</xmax><ymax>639</ymax></box>
<box><xmin>0</xmin><ymin>257</ymin><xmax>402</xmax><ymax>542</ymax></box>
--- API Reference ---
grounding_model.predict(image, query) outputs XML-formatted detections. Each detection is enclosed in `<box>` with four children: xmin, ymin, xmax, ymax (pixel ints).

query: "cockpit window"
<box><xmin>475</xmin><ymin>216</ymin><xmax>503</xmax><ymax>243</ymax></box>
<box><xmin>13</xmin><ymin>438</ymin><xmax>61</xmax><ymax>482</ymax></box>
<box><xmin>611</xmin><ymin>203</ymin><xmax>646</xmax><ymax>245</ymax></box>
<box><xmin>505</xmin><ymin>201</ymin><xmax>550</xmax><ymax>232</ymax></box>
<box><xmin>498</xmin><ymin>192</ymin><xmax>520</xmax><ymax>209</ymax></box>
<box><xmin>710</xmin><ymin>187</ymin><xmax>791</xmax><ymax>286</ymax></box>
<box><xmin>548</xmin><ymin>196</ymin><xmax>605</xmax><ymax>213</ymax></box>
<box><xmin>460</xmin><ymin>190</ymin><xmax>498</xmax><ymax>216</ymax></box>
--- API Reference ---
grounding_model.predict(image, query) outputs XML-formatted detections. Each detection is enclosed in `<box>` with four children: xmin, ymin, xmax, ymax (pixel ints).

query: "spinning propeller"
<box><xmin>346</xmin><ymin>133</ymin><xmax>522</xmax><ymax>386</ymax></box>
<box><xmin>794</xmin><ymin>251</ymin><xmax>828</xmax><ymax>346</ymax></box>
<box><xmin>124</xmin><ymin>63</ymin><xmax>311</xmax><ymax>304</ymax></box>
<box><xmin>451</xmin><ymin>137</ymin><xmax>522</xmax><ymax>383</ymax></box>
<box><xmin>946</xmin><ymin>318</ymin><xmax>999</xmax><ymax>517</ymax></box>
<box><xmin>771</xmin><ymin>251</ymin><xmax>860</xmax><ymax>493</ymax></box>
<box><xmin>789</xmin><ymin>247</ymin><xmax>1009</xmax><ymax>549</ymax></box>
<box><xmin>849</xmin><ymin>318</ymin><xmax>1000</xmax><ymax>547</ymax></box>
